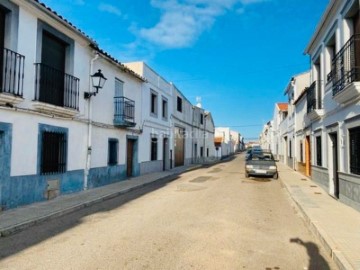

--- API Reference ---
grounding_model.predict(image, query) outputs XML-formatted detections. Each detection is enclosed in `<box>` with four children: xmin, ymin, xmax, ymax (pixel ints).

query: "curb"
<box><xmin>0</xmin><ymin>169</ymin><xmax>191</xmax><ymax>237</ymax></box>
<box><xmin>279</xmin><ymin>174</ymin><xmax>355</xmax><ymax>270</ymax></box>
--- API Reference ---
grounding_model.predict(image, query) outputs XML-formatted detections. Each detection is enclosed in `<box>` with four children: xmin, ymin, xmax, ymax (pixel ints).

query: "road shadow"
<box><xmin>0</xmin><ymin>175</ymin><xmax>179</xmax><ymax>261</ymax></box>
<box><xmin>290</xmin><ymin>237</ymin><xmax>331</xmax><ymax>270</ymax></box>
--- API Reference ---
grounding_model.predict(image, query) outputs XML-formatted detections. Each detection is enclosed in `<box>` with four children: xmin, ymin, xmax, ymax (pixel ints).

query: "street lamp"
<box><xmin>84</xmin><ymin>69</ymin><xmax>107</xmax><ymax>99</ymax></box>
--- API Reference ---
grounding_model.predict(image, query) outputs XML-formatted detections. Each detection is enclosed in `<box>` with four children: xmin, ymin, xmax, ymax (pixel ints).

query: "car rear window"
<box><xmin>250</xmin><ymin>153</ymin><xmax>274</xmax><ymax>161</ymax></box>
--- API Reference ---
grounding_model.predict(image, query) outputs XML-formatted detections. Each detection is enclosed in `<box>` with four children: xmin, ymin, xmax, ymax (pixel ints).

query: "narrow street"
<box><xmin>0</xmin><ymin>154</ymin><xmax>336</xmax><ymax>270</ymax></box>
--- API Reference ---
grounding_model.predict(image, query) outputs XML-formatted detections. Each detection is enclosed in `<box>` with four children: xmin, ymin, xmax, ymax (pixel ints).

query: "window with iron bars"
<box><xmin>151</xmin><ymin>137</ymin><xmax>158</xmax><ymax>161</ymax></box>
<box><xmin>350</xmin><ymin>127</ymin><xmax>360</xmax><ymax>175</ymax></box>
<box><xmin>316</xmin><ymin>136</ymin><xmax>322</xmax><ymax>166</ymax></box>
<box><xmin>108</xmin><ymin>139</ymin><xmax>118</xmax><ymax>166</ymax></box>
<box><xmin>41</xmin><ymin>131</ymin><xmax>67</xmax><ymax>174</ymax></box>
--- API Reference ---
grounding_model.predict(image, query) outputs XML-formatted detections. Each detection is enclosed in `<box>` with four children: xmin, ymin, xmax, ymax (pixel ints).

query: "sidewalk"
<box><xmin>0</xmin><ymin>164</ymin><xmax>203</xmax><ymax>237</ymax></box>
<box><xmin>278</xmin><ymin>162</ymin><xmax>360</xmax><ymax>270</ymax></box>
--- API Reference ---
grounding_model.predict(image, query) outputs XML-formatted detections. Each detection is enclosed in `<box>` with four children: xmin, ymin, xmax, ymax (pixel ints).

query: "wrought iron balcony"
<box><xmin>34</xmin><ymin>63</ymin><xmax>79</xmax><ymax>110</ymax></box>
<box><xmin>306</xmin><ymin>81</ymin><xmax>324</xmax><ymax>120</ymax></box>
<box><xmin>0</xmin><ymin>47</ymin><xmax>25</xmax><ymax>97</ymax></box>
<box><xmin>328</xmin><ymin>34</ymin><xmax>360</xmax><ymax>97</ymax></box>
<box><xmin>114</xmin><ymin>96</ymin><xmax>136</xmax><ymax>127</ymax></box>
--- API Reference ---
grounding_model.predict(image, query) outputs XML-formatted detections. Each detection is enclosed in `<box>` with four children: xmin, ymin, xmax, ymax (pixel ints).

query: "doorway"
<box><xmin>40</xmin><ymin>31</ymin><xmax>67</xmax><ymax>106</ymax></box>
<box><xmin>174</xmin><ymin>127</ymin><xmax>185</xmax><ymax>167</ymax></box>
<box><xmin>330</xmin><ymin>133</ymin><xmax>339</xmax><ymax>198</ymax></box>
<box><xmin>305</xmin><ymin>136</ymin><xmax>311</xmax><ymax>177</ymax></box>
<box><xmin>126</xmin><ymin>139</ymin><xmax>136</xmax><ymax>177</ymax></box>
<box><xmin>163</xmin><ymin>137</ymin><xmax>169</xmax><ymax>171</ymax></box>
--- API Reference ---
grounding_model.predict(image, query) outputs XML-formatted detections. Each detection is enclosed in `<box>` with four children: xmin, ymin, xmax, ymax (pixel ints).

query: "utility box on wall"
<box><xmin>46</xmin><ymin>179</ymin><xmax>60</xmax><ymax>200</ymax></box>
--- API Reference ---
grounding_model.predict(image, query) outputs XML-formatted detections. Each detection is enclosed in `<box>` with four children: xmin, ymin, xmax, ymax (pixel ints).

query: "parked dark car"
<box><xmin>245</xmin><ymin>150</ymin><xmax>278</xmax><ymax>179</ymax></box>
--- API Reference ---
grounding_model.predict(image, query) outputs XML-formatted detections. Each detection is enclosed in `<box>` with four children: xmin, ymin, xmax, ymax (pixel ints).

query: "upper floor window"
<box><xmin>200</xmin><ymin>113</ymin><xmax>204</xmax><ymax>125</ymax></box>
<box><xmin>162</xmin><ymin>97</ymin><xmax>168</xmax><ymax>119</ymax></box>
<box><xmin>115</xmin><ymin>78</ymin><xmax>124</xmax><ymax>97</ymax></box>
<box><xmin>350</xmin><ymin>127</ymin><xmax>360</xmax><ymax>175</ymax></box>
<box><xmin>151</xmin><ymin>91</ymin><xmax>158</xmax><ymax>115</ymax></box>
<box><xmin>34</xmin><ymin>23</ymin><xmax>79</xmax><ymax>110</ymax></box>
<box><xmin>177</xmin><ymin>96</ymin><xmax>182</xmax><ymax>112</ymax></box>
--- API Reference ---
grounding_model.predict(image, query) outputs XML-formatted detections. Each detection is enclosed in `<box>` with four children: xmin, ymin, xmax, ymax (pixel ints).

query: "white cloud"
<box><xmin>98</xmin><ymin>3</ymin><xmax>122</xmax><ymax>17</ymax></box>
<box><xmin>136</xmin><ymin>0</ymin><xmax>270</xmax><ymax>49</ymax></box>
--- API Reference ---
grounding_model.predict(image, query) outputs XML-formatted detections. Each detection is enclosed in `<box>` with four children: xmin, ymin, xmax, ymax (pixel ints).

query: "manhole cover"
<box><xmin>190</xmin><ymin>176</ymin><xmax>212</xmax><ymax>183</ymax></box>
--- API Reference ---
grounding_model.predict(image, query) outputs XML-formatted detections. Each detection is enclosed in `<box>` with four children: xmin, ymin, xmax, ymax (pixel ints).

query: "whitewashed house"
<box><xmin>304</xmin><ymin>0</ymin><xmax>360</xmax><ymax>210</ymax></box>
<box><xmin>215</xmin><ymin>127</ymin><xmax>234</xmax><ymax>158</ymax></box>
<box><xmin>0</xmin><ymin>0</ymin><xmax>145</xmax><ymax>209</ymax></box>
<box><xmin>191</xmin><ymin>105</ymin><xmax>216</xmax><ymax>163</ymax></box>
<box><xmin>171</xmin><ymin>86</ymin><xmax>194</xmax><ymax>167</ymax></box>
<box><xmin>271</xmin><ymin>103</ymin><xmax>288</xmax><ymax>161</ymax></box>
<box><xmin>124</xmin><ymin>62</ymin><xmax>172</xmax><ymax>173</ymax></box>
<box><xmin>259</xmin><ymin>121</ymin><xmax>272</xmax><ymax>150</ymax></box>
<box><xmin>283</xmin><ymin>72</ymin><xmax>311</xmax><ymax>170</ymax></box>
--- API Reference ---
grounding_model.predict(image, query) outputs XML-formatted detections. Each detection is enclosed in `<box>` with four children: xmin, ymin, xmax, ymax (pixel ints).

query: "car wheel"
<box><xmin>273</xmin><ymin>172</ymin><xmax>278</xmax><ymax>180</ymax></box>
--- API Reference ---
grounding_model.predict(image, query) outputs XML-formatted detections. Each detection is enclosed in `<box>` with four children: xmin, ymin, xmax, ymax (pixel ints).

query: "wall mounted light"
<box><xmin>84</xmin><ymin>69</ymin><xmax>107</xmax><ymax>99</ymax></box>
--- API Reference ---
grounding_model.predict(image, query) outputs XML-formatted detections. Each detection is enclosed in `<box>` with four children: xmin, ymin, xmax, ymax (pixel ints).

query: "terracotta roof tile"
<box><xmin>277</xmin><ymin>103</ymin><xmax>288</xmax><ymax>111</ymax></box>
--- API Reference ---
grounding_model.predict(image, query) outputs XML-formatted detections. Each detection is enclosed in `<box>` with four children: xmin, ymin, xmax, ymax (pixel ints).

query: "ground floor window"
<box><xmin>200</xmin><ymin>146</ymin><xmax>204</xmax><ymax>157</ymax></box>
<box><xmin>108</xmin><ymin>139</ymin><xmax>118</xmax><ymax>165</ymax></box>
<box><xmin>350</xmin><ymin>127</ymin><xmax>360</xmax><ymax>175</ymax></box>
<box><xmin>316</xmin><ymin>136</ymin><xmax>322</xmax><ymax>166</ymax></box>
<box><xmin>151</xmin><ymin>137</ymin><xmax>158</xmax><ymax>161</ymax></box>
<box><xmin>300</xmin><ymin>141</ymin><xmax>303</xmax><ymax>163</ymax></box>
<box><xmin>41</xmin><ymin>131</ymin><xmax>67</xmax><ymax>174</ymax></box>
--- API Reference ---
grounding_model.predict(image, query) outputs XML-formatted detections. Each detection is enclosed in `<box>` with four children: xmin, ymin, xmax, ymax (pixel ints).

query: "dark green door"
<box><xmin>40</xmin><ymin>31</ymin><xmax>66</xmax><ymax>106</ymax></box>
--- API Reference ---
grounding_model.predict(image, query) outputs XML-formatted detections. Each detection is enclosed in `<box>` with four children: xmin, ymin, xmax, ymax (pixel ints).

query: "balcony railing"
<box><xmin>34</xmin><ymin>63</ymin><xmax>79</xmax><ymax>110</ymax></box>
<box><xmin>114</xmin><ymin>96</ymin><xmax>136</xmax><ymax>127</ymax></box>
<box><xmin>306</xmin><ymin>81</ymin><xmax>319</xmax><ymax>113</ymax></box>
<box><xmin>328</xmin><ymin>34</ymin><xmax>360</xmax><ymax>96</ymax></box>
<box><xmin>0</xmin><ymin>48</ymin><xmax>25</xmax><ymax>96</ymax></box>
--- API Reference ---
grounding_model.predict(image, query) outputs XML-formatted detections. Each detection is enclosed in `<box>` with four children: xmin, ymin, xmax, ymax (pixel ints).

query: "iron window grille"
<box><xmin>41</xmin><ymin>131</ymin><xmax>67</xmax><ymax>174</ymax></box>
<box><xmin>108</xmin><ymin>139</ymin><xmax>118</xmax><ymax>166</ymax></box>
<box><xmin>151</xmin><ymin>137</ymin><xmax>158</xmax><ymax>161</ymax></box>
<box><xmin>350</xmin><ymin>127</ymin><xmax>360</xmax><ymax>175</ymax></box>
<box><xmin>316</xmin><ymin>136</ymin><xmax>322</xmax><ymax>167</ymax></box>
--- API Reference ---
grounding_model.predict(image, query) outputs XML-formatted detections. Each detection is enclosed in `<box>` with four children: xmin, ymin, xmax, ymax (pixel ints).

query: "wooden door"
<box><xmin>40</xmin><ymin>31</ymin><xmax>66</xmax><ymax>106</ymax></box>
<box><xmin>0</xmin><ymin>8</ymin><xmax>5</xmax><ymax>90</ymax></box>
<box><xmin>174</xmin><ymin>127</ymin><xmax>184</xmax><ymax>167</ymax></box>
<box><xmin>126</xmin><ymin>139</ymin><xmax>134</xmax><ymax>177</ymax></box>
<box><xmin>305</xmin><ymin>136</ymin><xmax>311</xmax><ymax>177</ymax></box>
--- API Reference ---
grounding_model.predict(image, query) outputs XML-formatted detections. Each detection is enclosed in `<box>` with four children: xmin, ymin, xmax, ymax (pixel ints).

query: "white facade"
<box><xmin>0</xmin><ymin>0</ymin><xmax>219</xmax><ymax>211</ymax></box>
<box><xmin>125</xmin><ymin>62</ymin><xmax>173</xmax><ymax>173</ymax></box>
<box><xmin>270</xmin><ymin>103</ymin><xmax>288</xmax><ymax>161</ymax></box>
<box><xmin>269</xmin><ymin>0</ymin><xmax>360</xmax><ymax>212</ymax></box>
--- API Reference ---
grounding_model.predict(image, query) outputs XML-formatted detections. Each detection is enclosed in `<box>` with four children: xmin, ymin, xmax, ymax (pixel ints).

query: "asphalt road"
<box><xmin>0</xmin><ymin>154</ymin><xmax>336</xmax><ymax>270</ymax></box>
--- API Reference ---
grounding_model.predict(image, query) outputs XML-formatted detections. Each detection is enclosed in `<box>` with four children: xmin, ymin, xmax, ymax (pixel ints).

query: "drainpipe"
<box><xmin>84</xmin><ymin>52</ymin><xmax>99</xmax><ymax>190</ymax></box>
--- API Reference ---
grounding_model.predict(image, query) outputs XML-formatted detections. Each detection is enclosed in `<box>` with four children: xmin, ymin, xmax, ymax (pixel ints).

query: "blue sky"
<box><xmin>40</xmin><ymin>0</ymin><xmax>328</xmax><ymax>140</ymax></box>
